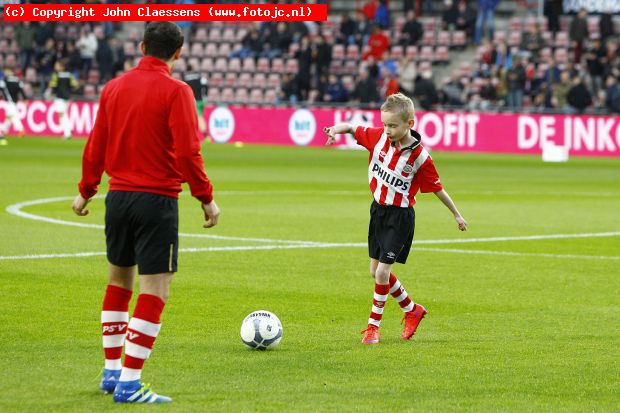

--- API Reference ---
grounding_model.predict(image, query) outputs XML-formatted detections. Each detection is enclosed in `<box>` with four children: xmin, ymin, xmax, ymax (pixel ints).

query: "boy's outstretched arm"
<box><xmin>434</xmin><ymin>189</ymin><xmax>468</xmax><ymax>231</ymax></box>
<box><xmin>324</xmin><ymin>123</ymin><xmax>355</xmax><ymax>145</ymax></box>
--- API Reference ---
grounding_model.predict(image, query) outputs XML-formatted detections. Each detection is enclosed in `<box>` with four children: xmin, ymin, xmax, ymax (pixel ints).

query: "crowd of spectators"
<box><xmin>1</xmin><ymin>0</ymin><xmax>620</xmax><ymax>114</ymax></box>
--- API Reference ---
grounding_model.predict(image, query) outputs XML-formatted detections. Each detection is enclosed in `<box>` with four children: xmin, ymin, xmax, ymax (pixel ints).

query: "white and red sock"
<box><xmin>120</xmin><ymin>294</ymin><xmax>165</xmax><ymax>382</ymax></box>
<box><xmin>368</xmin><ymin>283</ymin><xmax>390</xmax><ymax>327</ymax></box>
<box><xmin>101</xmin><ymin>284</ymin><xmax>132</xmax><ymax>370</ymax></box>
<box><xmin>389</xmin><ymin>273</ymin><xmax>415</xmax><ymax>313</ymax></box>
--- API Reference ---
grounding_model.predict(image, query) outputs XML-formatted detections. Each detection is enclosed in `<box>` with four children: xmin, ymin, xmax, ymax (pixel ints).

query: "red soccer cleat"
<box><xmin>360</xmin><ymin>325</ymin><xmax>380</xmax><ymax>345</ymax></box>
<box><xmin>402</xmin><ymin>304</ymin><xmax>427</xmax><ymax>340</ymax></box>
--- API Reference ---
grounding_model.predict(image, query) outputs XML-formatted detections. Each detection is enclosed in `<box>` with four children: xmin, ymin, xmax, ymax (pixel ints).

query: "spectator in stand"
<box><xmin>352</xmin><ymin>70</ymin><xmax>380</xmax><ymax>105</ymax></box>
<box><xmin>229</xmin><ymin>26</ymin><xmax>263</xmax><ymax>59</ymax></box>
<box><xmin>551</xmin><ymin>71</ymin><xmax>572</xmax><ymax>112</ymax></box>
<box><xmin>599</xmin><ymin>8</ymin><xmax>614</xmax><ymax>45</ymax></box>
<box><xmin>109</xmin><ymin>37</ymin><xmax>126</xmax><ymax>77</ymax></box>
<box><xmin>414</xmin><ymin>70</ymin><xmax>439</xmax><ymax>109</ymax></box>
<box><xmin>36</xmin><ymin>38</ymin><xmax>57</xmax><ymax>93</ymax></box>
<box><xmin>65</xmin><ymin>41</ymin><xmax>83</xmax><ymax>80</ymax></box>
<box><xmin>544</xmin><ymin>58</ymin><xmax>562</xmax><ymax>85</ymax></box>
<box><xmin>361</xmin><ymin>0</ymin><xmax>378</xmax><ymax>20</ymax></box>
<box><xmin>398</xmin><ymin>57</ymin><xmax>417</xmax><ymax>96</ymax></box>
<box><xmin>474</xmin><ymin>0</ymin><xmax>500</xmax><ymax>45</ymax></box>
<box><xmin>294</xmin><ymin>36</ymin><xmax>313</xmax><ymax>100</ymax></box>
<box><xmin>604</xmin><ymin>75</ymin><xmax>620</xmax><ymax>113</ymax></box>
<box><xmin>16</xmin><ymin>22</ymin><xmax>37</xmax><ymax>72</ymax></box>
<box><xmin>362</xmin><ymin>25</ymin><xmax>390</xmax><ymax>61</ymax></box>
<box><xmin>366</xmin><ymin>55</ymin><xmax>380</xmax><ymax>79</ymax></box>
<box><xmin>442</xmin><ymin>0</ymin><xmax>458</xmax><ymax>30</ymax></box>
<box><xmin>263</xmin><ymin>22</ymin><xmax>293</xmax><ymax>59</ymax></box>
<box><xmin>584</xmin><ymin>38</ymin><xmax>606</xmax><ymax>97</ymax></box>
<box><xmin>544</xmin><ymin>0</ymin><xmax>562</xmax><ymax>35</ymax></box>
<box><xmin>323</xmin><ymin>74</ymin><xmax>349</xmax><ymax>103</ymax></box>
<box><xmin>532</xmin><ymin>83</ymin><xmax>553</xmax><ymax>110</ymax></box>
<box><xmin>494</xmin><ymin>41</ymin><xmax>512</xmax><ymax>69</ymax></box>
<box><xmin>378</xmin><ymin>50</ymin><xmax>397</xmax><ymax>78</ymax></box>
<box><xmin>96</xmin><ymin>36</ymin><xmax>114</xmax><ymax>83</ymax></box>
<box><xmin>566</xmin><ymin>75</ymin><xmax>593</xmax><ymax>113</ymax></box>
<box><xmin>400</xmin><ymin>10</ymin><xmax>423</xmax><ymax>47</ymax></box>
<box><xmin>375</xmin><ymin>0</ymin><xmax>390</xmax><ymax>30</ymax></box>
<box><xmin>338</xmin><ymin>14</ymin><xmax>358</xmax><ymax>45</ymax></box>
<box><xmin>440</xmin><ymin>70</ymin><xmax>465</xmax><ymax>107</ymax></box>
<box><xmin>313</xmin><ymin>34</ymin><xmax>332</xmax><ymax>79</ymax></box>
<box><xmin>505</xmin><ymin>55</ymin><xmax>526</xmax><ymax>108</ymax></box>
<box><xmin>354</xmin><ymin>11</ymin><xmax>374</xmax><ymax>48</ymax></box>
<box><xmin>455</xmin><ymin>0</ymin><xmax>476</xmax><ymax>39</ymax></box>
<box><xmin>277</xmin><ymin>73</ymin><xmax>299</xmax><ymax>105</ymax></box>
<box><xmin>569</xmin><ymin>8</ymin><xmax>589</xmax><ymax>65</ymax></box>
<box><xmin>479</xmin><ymin>75</ymin><xmax>498</xmax><ymax>109</ymax></box>
<box><xmin>35</xmin><ymin>22</ymin><xmax>54</xmax><ymax>51</ymax></box>
<box><xmin>603</xmin><ymin>40</ymin><xmax>619</xmax><ymax>79</ymax></box>
<box><xmin>380</xmin><ymin>68</ymin><xmax>400</xmax><ymax>98</ymax></box>
<box><xmin>520</xmin><ymin>23</ymin><xmax>544</xmax><ymax>60</ymax></box>
<box><xmin>77</xmin><ymin>26</ymin><xmax>98</xmax><ymax>79</ymax></box>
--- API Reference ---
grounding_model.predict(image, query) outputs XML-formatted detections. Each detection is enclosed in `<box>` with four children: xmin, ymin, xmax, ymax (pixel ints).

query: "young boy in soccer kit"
<box><xmin>324</xmin><ymin>93</ymin><xmax>467</xmax><ymax>344</ymax></box>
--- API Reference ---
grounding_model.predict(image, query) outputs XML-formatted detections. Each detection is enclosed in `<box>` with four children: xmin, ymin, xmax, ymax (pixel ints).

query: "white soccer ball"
<box><xmin>240</xmin><ymin>310</ymin><xmax>283</xmax><ymax>350</ymax></box>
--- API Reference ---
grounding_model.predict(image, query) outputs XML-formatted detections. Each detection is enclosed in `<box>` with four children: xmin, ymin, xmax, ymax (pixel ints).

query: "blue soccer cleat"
<box><xmin>113</xmin><ymin>380</ymin><xmax>172</xmax><ymax>403</ymax></box>
<box><xmin>100</xmin><ymin>369</ymin><xmax>120</xmax><ymax>394</ymax></box>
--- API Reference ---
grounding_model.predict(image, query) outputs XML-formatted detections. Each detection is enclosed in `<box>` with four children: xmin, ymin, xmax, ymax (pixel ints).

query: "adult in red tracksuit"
<box><xmin>72</xmin><ymin>22</ymin><xmax>220</xmax><ymax>404</ymax></box>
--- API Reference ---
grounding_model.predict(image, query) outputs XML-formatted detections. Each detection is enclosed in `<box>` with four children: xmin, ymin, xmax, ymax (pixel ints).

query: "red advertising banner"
<box><xmin>2</xmin><ymin>4</ymin><xmax>328</xmax><ymax>22</ymax></box>
<box><xmin>1</xmin><ymin>100</ymin><xmax>619</xmax><ymax>157</ymax></box>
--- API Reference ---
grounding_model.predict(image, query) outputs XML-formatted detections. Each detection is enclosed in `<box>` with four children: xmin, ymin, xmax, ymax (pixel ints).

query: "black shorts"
<box><xmin>105</xmin><ymin>191</ymin><xmax>179</xmax><ymax>274</ymax></box>
<box><xmin>368</xmin><ymin>201</ymin><xmax>415</xmax><ymax>264</ymax></box>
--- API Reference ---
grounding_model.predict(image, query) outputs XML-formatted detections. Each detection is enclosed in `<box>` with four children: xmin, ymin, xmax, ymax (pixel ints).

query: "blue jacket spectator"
<box><xmin>375</xmin><ymin>0</ymin><xmax>390</xmax><ymax>29</ymax></box>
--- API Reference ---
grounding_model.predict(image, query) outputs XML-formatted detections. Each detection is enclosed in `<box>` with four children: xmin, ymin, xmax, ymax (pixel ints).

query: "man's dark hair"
<box><xmin>143</xmin><ymin>22</ymin><xmax>184</xmax><ymax>60</ymax></box>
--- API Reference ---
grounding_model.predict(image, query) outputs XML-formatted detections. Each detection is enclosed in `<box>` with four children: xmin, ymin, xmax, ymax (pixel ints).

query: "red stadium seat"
<box><xmin>422</xmin><ymin>31</ymin><xmax>435</xmax><ymax>46</ymax></box>
<box><xmin>271</xmin><ymin>58</ymin><xmax>285</xmax><ymax>74</ymax></box>
<box><xmin>228</xmin><ymin>57</ymin><xmax>241</xmax><ymax>72</ymax></box>
<box><xmin>238</xmin><ymin>73</ymin><xmax>252</xmax><ymax>88</ymax></box>
<box><xmin>205</xmin><ymin>42</ymin><xmax>218</xmax><ymax>57</ymax></box>
<box><xmin>194</xmin><ymin>27</ymin><xmax>208</xmax><ymax>42</ymax></box>
<box><xmin>207</xmin><ymin>87</ymin><xmax>221</xmax><ymax>103</ymax></box>
<box><xmin>214</xmin><ymin>57</ymin><xmax>227</xmax><ymax>72</ymax></box>
<box><xmin>221</xmin><ymin>87</ymin><xmax>234</xmax><ymax>102</ymax></box>
<box><xmin>218</xmin><ymin>43</ymin><xmax>231</xmax><ymax>57</ymax></box>
<box><xmin>234</xmin><ymin>87</ymin><xmax>249</xmax><ymax>103</ymax></box>
<box><xmin>435</xmin><ymin>46</ymin><xmax>449</xmax><ymax>64</ymax></box>
<box><xmin>242</xmin><ymin>57</ymin><xmax>255</xmax><ymax>72</ymax></box>
<box><xmin>346</xmin><ymin>44</ymin><xmax>360</xmax><ymax>60</ymax></box>
<box><xmin>267</xmin><ymin>73</ymin><xmax>280</xmax><ymax>88</ymax></box>
<box><xmin>264</xmin><ymin>89</ymin><xmax>277</xmax><ymax>104</ymax></box>
<box><xmin>190</xmin><ymin>43</ymin><xmax>205</xmax><ymax>58</ymax></box>
<box><xmin>201</xmin><ymin>58</ymin><xmax>214</xmax><ymax>72</ymax></box>
<box><xmin>332</xmin><ymin>44</ymin><xmax>345</xmax><ymax>60</ymax></box>
<box><xmin>257</xmin><ymin>57</ymin><xmax>270</xmax><ymax>73</ymax></box>
<box><xmin>249</xmin><ymin>89</ymin><xmax>264</xmax><ymax>103</ymax></box>
<box><xmin>390</xmin><ymin>45</ymin><xmax>404</xmax><ymax>60</ymax></box>
<box><xmin>420</xmin><ymin>46</ymin><xmax>434</xmax><ymax>62</ymax></box>
<box><xmin>285</xmin><ymin>59</ymin><xmax>299</xmax><ymax>74</ymax></box>
<box><xmin>208</xmin><ymin>28</ymin><xmax>222</xmax><ymax>43</ymax></box>
<box><xmin>437</xmin><ymin>31</ymin><xmax>450</xmax><ymax>47</ymax></box>
<box><xmin>252</xmin><ymin>73</ymin><xmax>266</xmax><ymax>88</ymax></box>
<box><xmin>405</xmin><ymin>46</ymin><xmax>418</xmax><ymax>61</ymax></box>
<box><xmin>209</xmin><ymin>72</ymin><xmax>224</xmax><ymax>88</ymax></box>
<box><xmin>555</xmin><ymin>32</ymin><xmax>569</xmax><ymax>48</ymax></box>
<box><xmin>224</xmin><ymin>72</ymin><xmax>237</xmax><ymax>87</ymax></box>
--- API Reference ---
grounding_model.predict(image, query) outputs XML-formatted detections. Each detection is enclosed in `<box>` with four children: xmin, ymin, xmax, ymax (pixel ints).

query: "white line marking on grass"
<box><xmin>415</xmin><ymin>232</ymin><xmax>620</xmax><ymax>244</ymax></box>
<box><xmin>415</xmin><ymin>247</ymin><xmax>620</xmax><ymax>261</ymax></box>
<box><xmin>2</xmin><ymin>243</ymin><xmax>619</xmax><ymax>261</ymax></box>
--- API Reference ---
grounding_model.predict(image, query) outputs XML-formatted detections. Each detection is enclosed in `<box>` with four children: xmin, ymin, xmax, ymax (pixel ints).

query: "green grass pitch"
<box><xmin>0</xmin><ymin>137</ymin><xmax>618</xmax><ymax>412</ymax></box>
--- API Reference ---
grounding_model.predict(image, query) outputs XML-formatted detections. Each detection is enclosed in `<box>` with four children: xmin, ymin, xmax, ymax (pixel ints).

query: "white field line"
<box><xmin>1</xmin><ymin>243</ymin><xmax>620</xmax><ymax>261</ymax></box>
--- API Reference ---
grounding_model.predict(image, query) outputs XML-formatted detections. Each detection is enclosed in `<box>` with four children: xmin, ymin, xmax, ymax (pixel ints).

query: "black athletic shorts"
<box><xmin>368</xmin><ymin>201</ymin><xmax>415</xmax><ymax>264</ymax></box>
<box><xmin>105</xmin><ymin>191</ymin><xmax>179</xmax><ymax>274</ymax></box>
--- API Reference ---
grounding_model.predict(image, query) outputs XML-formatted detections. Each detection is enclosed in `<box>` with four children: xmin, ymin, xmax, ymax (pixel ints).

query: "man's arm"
<box><xmin>434</xmin><ymin>189</ymin><xmax>468</xmax><ymax>231</ymax></box>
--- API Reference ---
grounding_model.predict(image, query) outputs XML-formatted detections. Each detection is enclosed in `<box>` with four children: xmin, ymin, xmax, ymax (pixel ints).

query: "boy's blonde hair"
<box><xmin>380</xmin><ymin>93</ymin><xmax>415</xmax><ymax>122</ymax></box>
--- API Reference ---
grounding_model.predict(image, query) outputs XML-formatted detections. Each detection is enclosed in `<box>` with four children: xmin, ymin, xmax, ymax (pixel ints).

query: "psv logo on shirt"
<box><xmin>402</xmin><ymin>164</ymin><xmax>414</xmax><ymax>174</ymax></box>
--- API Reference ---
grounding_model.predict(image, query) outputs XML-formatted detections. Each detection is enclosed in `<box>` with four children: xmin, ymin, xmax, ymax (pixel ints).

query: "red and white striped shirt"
<box><xmin>355</xmin><ymin>126</ymin><xmax>443</xmax><ymax>207</ymax></box>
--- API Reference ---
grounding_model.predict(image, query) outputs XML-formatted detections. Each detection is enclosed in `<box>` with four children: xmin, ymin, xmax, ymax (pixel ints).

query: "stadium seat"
<box><xmin>221</xmin><ymin>87</ymin><xmax>234</xmax><ymax>102</ymax></box>
<box><xmin>214</xmin><ymin>57</ymin><xmax>227</xmax><ymax>72</ymax></box>
<box><xmin>459</xmin><ymin>61</ymin><xmax>472</xmax><ymax>77</ymax></box>
<box><xmin>419</xmin><ymin>60</ymin><xmax>432</xmax><ymax>74</ymax></box>
<box><xmin>252</xmin><ymin>73</ymin><xmax>266</xmax><ymax>88</ymax></box>
<box><xmin>235</xmin><ymin>28</ymin><xmax>248</xmax><ymax>42</ymax></box>
<box><xmin>271</xmin><ymin>58</ymin><xmax>285</xmax><ymax>74</ymax></box>
<box><xmin>87</xmin><ymin>70</ymin><xmax>100</xmax><ymax>84</ymax></box>
<box><xmin>207</xmin><ymin>87</ymin><xmax>221</xmax><ymax>103</ymax></box>
<box><xmin>194</xmin><ymin>27</ymin><xmax>208</xmax><ymax>42</ymax></box>
<box><xmin>451</xmin><ymin>31</ymin><xmax>467</xmax><ymax>48</ymax></box>
<box><xmin>346</xmin><ymin>44</ymin><xmax>360</xmax><ymax>60</ymax></box>
<box><xmin>555</xmin><ymin>32</ymin><xmax>569</xmax><ymax>48</ymax></box>
<box><xmin>422</xmin><ymin>31</ymin><xmax>435</xmax><ymax>46</ymax></box>
<box><xmin>190</xmin><ymin>43</ymin><xmax>205</xmax><ymax>58</ymax></box>
<box><xmin>554</xmin><ymin>47</ymin><xmax>568</xmax><ymax>64</ymax></box>
<box><xmin>508</xmin><ymin>32</ymin><xmax>522</xmax><ymax>47</ymax></box>
<box><xmin>25</xmin><ymin>67</ymin><xmax>37</xmax><ymax>83</ymax></box>
<box><xmin>222</xmin><ymin>28</ymin><xmax>235</xmax><ymax>43</ymax></box>
<box><xmin>256</xmin><ymin>57</ymin><xmax>270</xmax><ymax>72</ymax></box>
<box><xmin>234</xmin><ymin>87</ymin><xmax>249</xmax><ymax>103</ymax></box>
<box><xmin>224</xmin><ymin>72</ymin><xmax>237</xmax><ymax>88</ymax></box>
<box><xmin>437</xmin><ymin>31</ymin><xmax>450</xmax><ymax>47</ymax></box>
<box><xmin>390</xmin><ymin>45</ymin><xmax>404</xmax><ymax>60</ymax></box>
<box><xmin>341</xmin><ymin>75</ymin><xmax>355</xmax><ymax>92</ymax></box>
<box><xmin>249</xmin><ymin>89</ymin><xmax>264</xmax><ymax>103</ymax></box>
<box><xmin>209</xmin><ymin>72</ymin><xmax>224</xmax><ymax>87</ymax></box>
<box><xmin>405</xmin><ymin>46</ymin><xmax>418</xmax><ymax>61</ymax></box>
<box><xmin>509</xmin><ymin>17</ymin><xmax>523</xmax><ymax>32</ymax></box>
<box><xmin>332</xmin><ymin>44</ymin><xmax>345</xmax><ymax>60</ymax></box>
<box><xmin>285</xmin><ymin>59</ymin><xmax>299</xmax><ymax>74</ymax></box>
<box><xmin>0</xmin><ymin>40</ymin><xmax>8</xmax><ymax>54</ymax></box>
<box><xmin>228</xmin><ymin>57</ymin><xmax>241</xmax><ymax>72</ymax></box>
<box><xmin>435</xmin><ymin>46</ymin><xmax>449</xmax><ymax>64</ymax></box>
<box><xmin>395</xmin><ymin>16</ymin><xmax>406</xmax><ymax>32</ymax></box>
<box><xmin>420</xmin><ymin>17</ymin><xmax>436</xmax><ymax>33</ymax></box>
<box><xmin>209</xmin><ymin>28</ymin><xmax>222</xmax><ymax>43</ymax></box>
<box><xmin>218</xmin><ymin>43</ymin><xmax>231</xmax><ymax>57</ymax></box>
<box><xmin>494</xmin><ymin>30</ymin><xmax>506</xmax><ymax>44</ymax></box>
<box><xmin>420</xmin><ymin>46</ymin><xmax>434</xmax><ymax>62</ymax></box>
<box><xmin>201</xmin><ymin>57</ymin><xmax>214</xmax><ymax>72</ymax></box>
<box><xmin>205</xmin><ymin>42</ymin><xmax>218</xmax><ymax>57</ymax></box>
<box><xmin>288</xmin><ymin>43</ymin><xmax>300</xmax><ymax>58</ymax></box>
<box><xmin>242</xmin><ymin>57</ymin><xmax>255</xmax><ymax>72</ymax></box>
<box><xmin>84</xmin><ymin>84</ymin><xmax>96</xmax><ymax>98</ymax></box>
<box><xmin>267</xmin><ymin>73</ymin><xmax>280</xmax><ymax>88</ymax></box>
<box><xmin>175</xmin><ymin>58</ymin><xmax>187</xmax><ymax>73</ymax></box>
<box><xmin>238</xmin><ymin>72</ymin><xmax>252</xmax><ymax>88</ymax></box>
<box><xmin>264</xmin><ymin>89</ymin><xmax>277</xmax><ymax>104</ymax></box>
